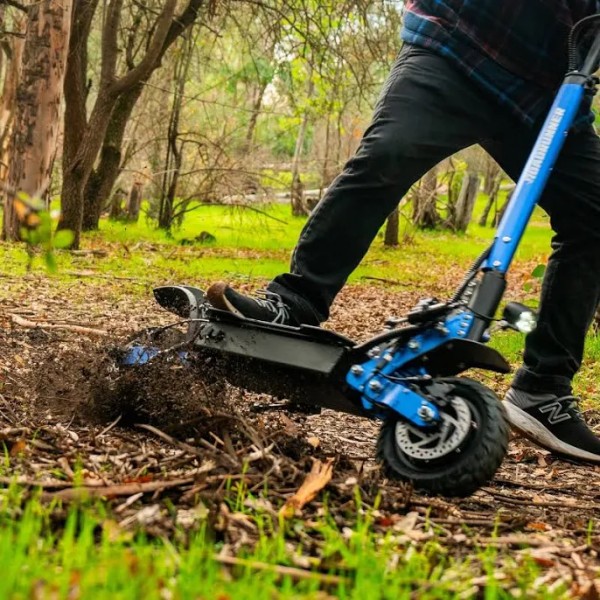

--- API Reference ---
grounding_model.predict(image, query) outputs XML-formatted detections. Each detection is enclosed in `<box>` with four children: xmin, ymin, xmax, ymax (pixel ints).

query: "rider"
<box><xmin>207</xmin><ymin>0</ymin><xmax>600</xmax><ymax>464</ymax></box>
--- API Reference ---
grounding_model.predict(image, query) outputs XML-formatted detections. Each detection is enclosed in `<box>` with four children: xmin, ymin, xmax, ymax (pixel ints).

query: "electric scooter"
<box><xmin>121</xmin><ymin>17</ymin><xmax>600</xmax><ymax>497</ymax></box>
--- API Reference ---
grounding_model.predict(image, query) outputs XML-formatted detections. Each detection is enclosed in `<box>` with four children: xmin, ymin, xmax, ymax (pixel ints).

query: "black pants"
<box><xmin>268</xmin><ymin>45</ymin><xmax>600</xmax><ymax>396</ymax></box>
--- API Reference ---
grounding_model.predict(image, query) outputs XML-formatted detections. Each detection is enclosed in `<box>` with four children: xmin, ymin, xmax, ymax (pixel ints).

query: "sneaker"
<box><xmin>206</xmin><ymin>282</ymin><xmax>300</xmax><ymax>325</ymax></box>
<box><xmin>504</xmin><ymin>388</ymin><xmax>600</xmax><ymax>464</ymax></box>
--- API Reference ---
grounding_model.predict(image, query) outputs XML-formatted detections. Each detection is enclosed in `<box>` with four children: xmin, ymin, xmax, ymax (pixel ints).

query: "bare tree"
<box><xmin>60</xmin><ymin>0</ymin><xmax>205</xmax><ymax>246</ymax></box>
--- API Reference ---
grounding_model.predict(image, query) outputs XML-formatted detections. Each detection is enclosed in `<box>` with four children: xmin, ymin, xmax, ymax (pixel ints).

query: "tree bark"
<box><xmin>0</xmin><ymin>14</ymin><xmax>25</xmax><ymax>186</ymax></box>
<box><xmin>384</xmin><ymin>208</ymin><xmax>399</xmax><ymax>247</ymax></box>
<box><xmin>451</xmin><ymin>172</ymin><xmax>480</xmax><ymax>232</ymax></box>
<box><xmin>3</xmin><ymin>0</ymin><xmax>72</xmax><ymax>241</ymax></box>
<box><xmin>412</xmin><ymin>166</ymin><xmax>439</xmax><ymax>229</ymax></box>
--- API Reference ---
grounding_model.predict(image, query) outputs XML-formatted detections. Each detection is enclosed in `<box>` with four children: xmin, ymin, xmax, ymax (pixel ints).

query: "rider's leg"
<box><xmin>208</xmin><ymin>45</ymin><xmax>517</xmax><ymax>325</ymax></box>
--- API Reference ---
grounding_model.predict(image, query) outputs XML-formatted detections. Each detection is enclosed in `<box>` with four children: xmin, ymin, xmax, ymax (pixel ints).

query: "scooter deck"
<box><xmin>190</xmin><ymin>308</ymin><xmax>367</xmax><ymax>415</ymax></box>
<box><xmin>152</xmin><ymin>285</ymin><xmax>365</xmax><ymax>414</ymax></box>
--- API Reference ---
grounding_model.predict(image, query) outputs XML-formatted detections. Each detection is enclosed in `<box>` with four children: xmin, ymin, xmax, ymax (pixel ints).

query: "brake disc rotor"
<box><xmin>394</xmin><ymin>396</ymin><xmax>472</xmax><ymax>460</ymax></box>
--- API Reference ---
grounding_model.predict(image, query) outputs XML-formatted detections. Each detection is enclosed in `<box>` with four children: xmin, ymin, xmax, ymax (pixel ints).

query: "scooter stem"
<box><xmin>467</xmin><ymin>65</ymin><xmax>597</xmax><ymax>341</ymax></box>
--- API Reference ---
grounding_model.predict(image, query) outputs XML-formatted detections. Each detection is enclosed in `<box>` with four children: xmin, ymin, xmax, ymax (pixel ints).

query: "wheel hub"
<box><xmin>394</xmin><ymin>396</ymin><xmax>471</xmax><ymax>460</ymax></box>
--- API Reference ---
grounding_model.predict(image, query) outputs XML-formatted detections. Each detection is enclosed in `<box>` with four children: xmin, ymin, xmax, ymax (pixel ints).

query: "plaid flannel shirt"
<box><xmin>402</xmin><ymin>0</ymin><xmax>600</xmax><ymax>125</ymax></box>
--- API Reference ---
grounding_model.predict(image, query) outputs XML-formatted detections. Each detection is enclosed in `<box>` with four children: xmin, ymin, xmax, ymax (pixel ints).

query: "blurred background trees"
<box><xmin>0</xmin><ymin>0</ymin><xmax>514</xmax><ymax>248</ymax></box>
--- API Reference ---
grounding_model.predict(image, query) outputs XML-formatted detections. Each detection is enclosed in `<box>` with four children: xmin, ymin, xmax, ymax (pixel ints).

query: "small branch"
<box><xmin>41</xmin><ymin>477</ymin><xmax>195</xmax><ymax>502</ymax></box>
<box><xmin>214</xmin><ymin>555</ymin><xmax>347</xmax><ymax>586</ymax></box>
<box><xmin>280</xmin><ymin>458</ymin><xmax>334</xmax><ymax>518</ymax></box>
<box><xmin>9</xmin><ymin>313</ymin><xmax>109</xmax><ymax>337</ymax></box>
<box><xmin>176</xmin><ymin>202</ymin><xmax>288</xmax><ymax>225</ymax></box>
<box><xmin>136</xmin><ymin>422</ymin><xmax>221</xmax><ymax>464</ymax></box>
<box><xmin>360</xmin><ymin>276</ymin><xmax>404</xmax><ymax>286</ymax></box>
<box><xmin>66</xmin><ymin>270</ymin><xmax>141</xmax><ymax>282</ymax></box>
<box><xmin>69</xmin><ymin>250</ymin><xmax>109</xmax><ymax>258</ymax></box>
<box><xmin>110</xmin><ymin>0</ymin><xmax>178</xmax><ymax>95</ymax></box>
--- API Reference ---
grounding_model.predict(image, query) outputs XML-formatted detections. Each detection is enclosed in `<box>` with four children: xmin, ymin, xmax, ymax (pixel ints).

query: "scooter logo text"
<box><xmin>523</xmin><ymin>107</ymin><xmax>566</xmax><ymax>185</ymax></box>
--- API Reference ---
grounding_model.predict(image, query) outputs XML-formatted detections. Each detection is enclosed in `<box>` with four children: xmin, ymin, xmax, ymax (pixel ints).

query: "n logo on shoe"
<box><xmin>538</xmin><ymin>401</ymin><xmax>572</xmax><ymax>425</ymax></box>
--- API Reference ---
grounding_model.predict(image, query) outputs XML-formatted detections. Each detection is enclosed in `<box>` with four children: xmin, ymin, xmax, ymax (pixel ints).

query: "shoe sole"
<box><xmin>504</xmin><ymin>401</ymin><xmax>600</xmax><ymax>464</ymax></box>
<box><xmin>206</xmin><ymin>282</ymin><xmax>244</xmax><ymax>318</ymax></box>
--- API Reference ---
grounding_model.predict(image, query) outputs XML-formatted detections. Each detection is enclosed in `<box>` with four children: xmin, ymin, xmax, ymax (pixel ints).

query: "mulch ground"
<box><xmin>1</xmin><ymin>268</ymin><xmax>599</xmax><ymax>595</ymax></box>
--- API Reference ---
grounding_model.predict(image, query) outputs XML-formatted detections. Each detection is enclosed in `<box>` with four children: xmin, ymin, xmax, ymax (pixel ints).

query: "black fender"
<box><xmin>403</xmin><ymin>338</ymin><xmax>511</xmax><ymax>377</ymax></box>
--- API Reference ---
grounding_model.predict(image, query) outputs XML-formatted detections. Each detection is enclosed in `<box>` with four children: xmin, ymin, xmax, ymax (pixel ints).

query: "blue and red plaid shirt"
<box><xmin>402</xmin><ymin>0</ymin><xmax>600</xmax><ymax>125</ymax></box>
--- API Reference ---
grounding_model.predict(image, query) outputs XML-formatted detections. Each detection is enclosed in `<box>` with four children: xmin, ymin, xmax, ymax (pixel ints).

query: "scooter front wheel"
<box><xmin>376</xmin><ymin>378</ymin><xmax>509</xmax><ymax>497</ymax></box>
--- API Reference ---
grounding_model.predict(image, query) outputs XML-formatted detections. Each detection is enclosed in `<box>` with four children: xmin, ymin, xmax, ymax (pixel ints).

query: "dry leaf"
<box><xmin>526</xmin><ymin>522</ymin><xmax>551</xmax><ymax>532</ymax></box>
<box><xmin>9</xmin><ymin>439</ymin><xmax>27</xmax><ymax>456</ymax></box>
<box><xmin>279</xmin><ymin>458</ymin><xmax>334</xmax><ymax>518</ymax></box>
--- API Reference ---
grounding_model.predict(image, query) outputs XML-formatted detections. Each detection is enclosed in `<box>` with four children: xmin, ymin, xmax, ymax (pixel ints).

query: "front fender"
<box><xmin>404</xmin><ymin>338</ymin><xmax>510</xmax><ymax>377</ymax></box>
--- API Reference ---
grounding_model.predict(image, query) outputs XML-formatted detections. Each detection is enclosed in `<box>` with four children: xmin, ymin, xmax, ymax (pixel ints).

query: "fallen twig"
<box><xmin>214</xmin><ymin>554</ymin><xmax>347</xmax><ymax>585</ymax></box>
<box><xmin>66</xmin><ymin>270</ymin><xmax>141</xmax><ymax>282</ymax></box>
<box><xmin>96</xmin><ymin>414</ymin><xmax>123</xmax><ymax>439</ymax></box>
<box><xmin>136</xmin><ymin>423</ymin><xmax>211</xmax><ymax>460</ymax></box>
<box><xmin>9</xmin><ymin>313</ymin><xmax>108</xmax><ymax>337</ymax></box>
<box><xmin>69</xmin><ymin>250</ymin><xmax>109</xmax><ymax>258</ymax></box>
<box><xmin>41</xmin><ymin>477</ymin><xmax>196</xmax><ymax>502</ymax></box>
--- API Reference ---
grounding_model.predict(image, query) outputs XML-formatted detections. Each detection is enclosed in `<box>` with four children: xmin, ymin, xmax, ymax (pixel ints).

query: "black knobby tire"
<box><xmin>376</xmin><ymin>377</ymin><xmax>509</xmax><ymax>497</ymax></box>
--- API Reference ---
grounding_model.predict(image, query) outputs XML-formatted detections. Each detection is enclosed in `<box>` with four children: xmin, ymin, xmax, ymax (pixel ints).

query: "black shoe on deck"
<box><xmin>504</xmin><ymin>388</ymin><xmax>600</xmax><ymax>464</ymax></box>
<box><xmin>207</xmin><ymin>282</ymin><xmax>300</xmax><ymax>326</ymax></box>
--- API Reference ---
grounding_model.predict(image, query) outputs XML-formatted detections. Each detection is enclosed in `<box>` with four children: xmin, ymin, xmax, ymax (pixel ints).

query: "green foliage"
<box><xmin>16</xmin><ymin>194</ymin><xmax>74</xmax><ymax>272</ymax></box>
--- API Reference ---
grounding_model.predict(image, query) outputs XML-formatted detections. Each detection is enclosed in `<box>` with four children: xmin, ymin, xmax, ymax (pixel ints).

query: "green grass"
<box><xmin>1</xmin><ymin>197</ymin><xmax>554</xmax><ymax>289</ymax></box>
<box><xmin>0</xmin><ymin>487</ymin><xmax>567</xmax><ymax>599</ymax></box>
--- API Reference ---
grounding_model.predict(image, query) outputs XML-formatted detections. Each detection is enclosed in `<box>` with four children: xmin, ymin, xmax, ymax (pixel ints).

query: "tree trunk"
<box><xmin>3</xmin><ymin>0</ymin><xmax>72</xmax><ymax>241</ymax></box>
<box><xmin>412</xmin><ymin>166</ymin><xmax>439</xmax><ymax>229</ymax></box>
<box><xmin>158</xmin><ymin>32</ymin><xmax>193</xmax><ymax>230</ymax></box>
<box><xmin>452</xmin><ymin>172</ymin><xmax>480</xmax><ymax>232</ymax></box>
<box><xmin>109</xmin><ymin>189</ymin><xmax>126</xmax><ymax>220</ymax></box>
<box><xmin>60</xmin><ymin>0</ymin><xmax>203</xmax><ymax>247</ymax></box>
<box><xmin>243</xmin><ymin>80</ymin><xmax>268</xmax><ymax>154</ymax></box>
<box><xmin>478</xmin><ymin>178</ymin><xmax>501</xmax><ymax>227</ymax></box>
<box><xmin>290</xmin><ymin>71</ymin><xmax>314</xmax><ymax>217</ymax></box>
<box><xmin>493</xmin><ymin>191</ymin><xmax>512</xmax><ymax>227</ymax></box>
<box><xmin>0</xmin><ymin>14</ymin><xmax>25</xmax><ymax>185</ymax></box>
<box><xmin>384</xmin><ymin>208</ymin><xmax>399</xmax><ymax>247</ymax></box>
<box><xmin>82</xmin><ymin>83</ymin><xmax>144</xmax><ymax>230</ymax></box>
<box><xmin>59</xmin><ymin>93</ymin><xmax>116</xmax><ymax>245</ymax></box>
<box><xmin>60</xmin><ymin>0</ymin><xmax>100</xmax><ymax>246</ymax></box>
<box><xmin>127</xmin><ymin>182</ymin><xmax>143</xmax><ymax>222</ymax></box>
<box><xmin>483</xmin><ymin>156</ymin><xmax>501</xmax><ymax>196</ymax></box>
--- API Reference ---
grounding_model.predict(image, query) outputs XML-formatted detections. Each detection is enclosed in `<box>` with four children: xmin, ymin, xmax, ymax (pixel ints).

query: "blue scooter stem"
<box><xmin>466</xmin><ymin>78</ymin><xmax>588</xmax><ymax>342</ymax></box>
<box><xmin>485</xmin><ymin>83</ymin><xmax>585</xmax><ymax>273</ymax></box>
